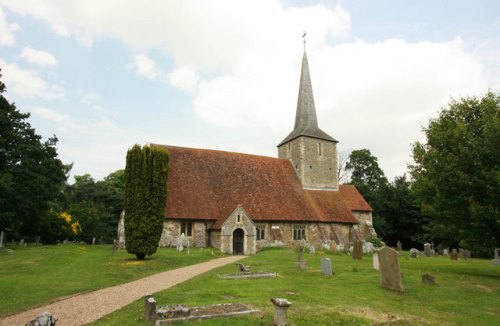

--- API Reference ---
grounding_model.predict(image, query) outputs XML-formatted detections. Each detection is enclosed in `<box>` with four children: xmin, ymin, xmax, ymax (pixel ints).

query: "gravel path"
<box><xmin>0</xmin><ymin>255</ymin><xmax>244</xmax><ymax>326</ymax></box>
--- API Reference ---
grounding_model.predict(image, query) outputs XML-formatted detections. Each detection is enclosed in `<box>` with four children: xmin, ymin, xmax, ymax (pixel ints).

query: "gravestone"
<box><xmin>0</xmin><ymin>231</ymin><xmax>4</xmax><ymax>248</ymax></box>
<box><xmin>409</xmin><ymin>248</ymin><xmax>419</xmax><ymax>258</ymax></box>
<box><xmin>112</xmin><ymin>239</ymin><xmax>118</xmax><ymax>254</ymax></box>
<box><xmin>443</xmin><ymin>248</ymin><xmax>449</xmax><ymax>256</ymax></box>
<box><xmin>92</xmin><ymin>237</ymin><xmax>96</xmax><ymax>245</ymax></box>
<box><xmin>396</xmin><ymin>240</ymin><xmax>402</xmax><ymax>251</ymax></box>
<box><xmin>450</xmin><ymin>250</ymin><xmax>458</xmax><ymax>260</ymax></box>
<box><xmin>320</xmin><ymin>257</ymin><xmax>333</xmax><ymax>276</ymax></box>
<box><xmin>373</xmin><ymin>252</ymin><xmax>379</xmax><ymax>270</ymax></box>
<box><xmin>187</xmin><ymin>240</ymin><xmax>190</xmax><ymax>255</ymax></box>
<box><xmin>352</xmin><ymin>240</ymin><xmax>363</xmax><ymax>260</ymax></box>
<box><xmin>378</xmin><ymin>246</ymin><xmax>404</xmax><ymax>292</ymax></box>
<box><xmin>270</xmin><ymin>298</ymin><xmax>292</xmax><ymax>326</ymax></box>
<box><xmin>144</xmin><ymin>294</ymin><xmax>157</xmax><ymax>322</ymax></box>
<box><xmin>177</xmin><ymin>233</ymin><xmax>185</xmax><ymax>251</ymax></box>
<box><xmin>20</xmin><ymin>239</ymin><xmax>25</xmax><ymax>246</ymax></box>
<box><xmin>424</xmin><ymin>243</ymin><xmax>431</xmax><ymax>257</ymax></box>
<box><xmin>309</xmin><ymin>245</ymin><xmax>315</xmax><ymax>255</ymax></box>
<box><xmin>491</xmin><ymin>248</ymin><xmax>500</xmax><ymax>266</ymax></box>
<box><xmin>422</xmin><ymin>274</ymin><xmax>436</xmax><ymax>285</ymax></box>
<box><xmin>464</xmin><ymin>250</ymin><xmax>472</xmax><ymax>259</ymax></box>
<box><xmin>436</xmin><ymin>244</ymin><xmax>444</xmax><ymax>255</ymax></box>
<box><xmin>452</xmin><ymin>248</ymin><xmax>458</xmax><ymax>255</ymax></box>
<box><xmin>458</xmin><ymin>248</ymin><xmax>465</xmax><ymax>259</ymax></box>
<box><xmin>295</xmin><ymin>249</ymin><xmax>306</xmax><ymax>269</ymax></box>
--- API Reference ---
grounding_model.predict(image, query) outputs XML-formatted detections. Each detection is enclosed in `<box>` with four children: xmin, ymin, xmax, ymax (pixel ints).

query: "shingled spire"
<box><xmin>278</xmin><ymin>49</ymin><xmax>337</xmax><ymax>146</ymax></box>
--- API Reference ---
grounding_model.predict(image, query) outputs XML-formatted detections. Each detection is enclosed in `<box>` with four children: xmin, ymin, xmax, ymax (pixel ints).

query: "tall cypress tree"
<box><xmin>124</xmin><ymin>144</ymin><xmax>169</xmax><ymax>259</ymax></box>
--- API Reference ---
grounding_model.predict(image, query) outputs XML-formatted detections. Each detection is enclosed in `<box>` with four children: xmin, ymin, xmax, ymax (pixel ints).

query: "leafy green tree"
<box><xmin>410</xmin><ymin>91</ymin><xmax>500</xmax><ymax>256</ymax></box>
<box><xmin>124</xmin><ymin>145</ymin><xmax>169</xmax><ymax>259</ymax></box>
<box><xmin>0</xmin><ymin>69</ymin><xmax>69</xmax><ymax>239</ymax></box>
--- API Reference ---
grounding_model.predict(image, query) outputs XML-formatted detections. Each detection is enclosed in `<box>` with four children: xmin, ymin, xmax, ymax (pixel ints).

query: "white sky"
<box><xmin>0</xmin><ymin>0</ymin><xmax>499</xmax><ymax>182</ymax></box>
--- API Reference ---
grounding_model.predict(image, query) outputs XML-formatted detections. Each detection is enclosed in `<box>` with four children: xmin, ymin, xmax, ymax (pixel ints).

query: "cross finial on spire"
<box><xmin>302</xmin><ymin>31</ymin><xmax>307</xmax><ymax>49</ymax></box>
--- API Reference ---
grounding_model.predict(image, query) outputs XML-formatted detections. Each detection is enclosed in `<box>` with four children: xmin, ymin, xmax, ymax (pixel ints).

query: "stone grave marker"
<box><xmin>352</xmin><ymin>240</ymin><xmax>363</xmax><ymax>260</ymax></box>
<box><xmin>271</xmin><ymin>298</ymin><xmax>292</xmax><ymax>326</ymax></box>
<box><xmin>464</xmin><ymin>250</ymin><xmax>472</xmax><ymax>259</ymax></box>
<box><xmin>20</xmin><ymin>239</ymin><xmax>25</xmax><ymax>246</ymax></box>
<box><xmin>443</xmin><ymin>248</ymin><xmax>449</xmax><ymax>256</ymax></box>
<box><xmin>0</xmin><ymin>231</ymin><xmax>4</xmax><ymax>248</ymax></box>
<box><xmin>92</xmin><ymin>237</ymin><xmax>96</xmax><ymax>245</ymax></box>
<box><xmin>378</xmin><ymin>246</ymin><xmax>404</xmax><ymax>292</ymax></box>
<box><xmin>295</xmin><ymin>247</ymin><xmax>306</xmax><ymax>269</ymax></box>
<box><xmin>309</xmin><ymin>245</ymin><xmax>315</xmax><ymax>255</ymax></box>
<box><xmin>458</xmin><ymin>248</ymin><xmax>465</xmax><ymax>259</ymax></box>
<box><xmin>373</xmin><ymin>252</ymin><xmax>379</xmax><ymax>270</ymax></box>
<box><xmin>422</xmin><ymin>274</ymin><xmax>436</xmax><ymax>285</ymax></box>
<box><xmin>491</xmin><ymin>248</ymin><xmax>500</xmax><ymax>266</ymax></box>
<box><xmin>320</xmin><ymin>257</ymin><xmax>333</xmax><ymax>276</ymax></box>
<box><xmin>396</xmin><ymin>240</ymin><xmax>402</xmax><ymax>251</ymax></box>
<box><xmin>177</xmin><ymin>233</ymin><xmax>185</xmax><ymax>251</ymax></box>
<box><xmin>424</xmin><ymin>243</ymin><xmax>431</xmax><ymax>257</ymax></box>
<box><xmin>409</xmin><ymin>248</ymin><xmax>419</xmax><ymax>258</ymax></box>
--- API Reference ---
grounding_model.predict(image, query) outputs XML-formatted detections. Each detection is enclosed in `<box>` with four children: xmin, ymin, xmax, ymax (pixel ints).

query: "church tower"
<box><xmin>277</xmin><ymin>48</ymin><xmax>339</xmax><ymax>191</ymax></box>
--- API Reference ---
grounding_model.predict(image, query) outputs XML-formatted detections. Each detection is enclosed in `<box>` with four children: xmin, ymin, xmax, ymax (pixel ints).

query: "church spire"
<box><xmin>278</xmin><ymin>43</ymin><xmax>337</xmax><ymax>147</ymax></box>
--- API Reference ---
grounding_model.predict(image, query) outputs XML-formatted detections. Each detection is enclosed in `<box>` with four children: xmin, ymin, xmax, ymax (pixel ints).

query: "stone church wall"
<box><xmin>219</xmin><ymin>206</ymin><xmax>256</xmax><ymax>255</ymax></box>
<box><xmin>158</xmin><ymin>220</ymin><xmax>207</xmax><ymax>248</ymax></box>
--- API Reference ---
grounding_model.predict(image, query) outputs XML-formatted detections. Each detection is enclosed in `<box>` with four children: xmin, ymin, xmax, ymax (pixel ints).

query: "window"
<box><xmin>318</xmin><ymin>142</ymin><xmax>322</xmax><ymax>156</ymax></box>
<box><xmin>237</xmin><ymin>214</ymin><xmax>241</xmax><ymax>222</ymax></box>
<box><xmin>256</xmin><ymin>225</ymin><xmax>265</xmax><ymax>240</ymax></box>
<box><xmin>180</xmin><ymin>222</ymin><xmax>192</xmax><ymax>236</ymax></box>
<box><xmin>293</xmin><ymin>224</ymin><xmax>306</xmax><ymax>240</ymax></box>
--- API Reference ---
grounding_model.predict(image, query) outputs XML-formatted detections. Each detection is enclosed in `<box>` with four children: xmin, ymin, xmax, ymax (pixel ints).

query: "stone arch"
<box><xmin>220</xmin><ymin>205</ymin><xmax>256</xmax><ymax>255</ymax></box>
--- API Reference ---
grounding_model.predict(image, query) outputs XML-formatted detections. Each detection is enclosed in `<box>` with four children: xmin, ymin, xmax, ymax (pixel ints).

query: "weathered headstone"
<box><xmin>25</xmin><ymin>311</ymin><xmax>57</xmax><ymax>326</ymax></box>
<box><xmin>112</xmin><ymin>239</ymin><xmax>118</xmax><ymax>254</ymax></box>
<box><xmin>295</xmin><ymin>248</ymin><xmax>306</xmax><ymax>269</ymax></box>
<box><xmin>320</xmin><ymin>257</ymin><xmax>333</xmax><ymax>276</ymax></box>
<box><xmin>352</xmin><ymin>240</ymin><xmax>363</xmax><ymax>260</ymax></box>
<box><xmin>270</xmin><ymin>298</ymin><xmax>292</xmax><ymax>326</ymax></box>
<box><xmin>422</xmin><ymin>274</ymin><xmax>436</xmax><ymax>285</ymax></box>
<box><xmin>436</xmin><ymin>244</ymin><xmax>444</xmax><ymax>255</ymax></box>
<box><xmin>458</xmin><ymin>248</ymin><xmax>465</xmax><ymax>259</ymax></box>
<box><xmin>373</xmin><ymin>252</ymin><xmax>379</xmax><ymax>270</ymax></box>
<box><xmin>177</xmin><ymin>233</ymin><xmax>185</xmax><ymax>251</ymax></box>
<box><xmin>396</xmin><ymin>240</ymin><xmax>402</xmax><ymax>251</ymax></box>
<box><xmin>187</xmin><ymin>240</ymin><xmax>190</xmax><ymax>255</ymax></box>
<box><xmin>424</xmin><ymin>243</ymin><xmax>431</xmax><ymax>257</ymax></box>
<box><xmin>0</xmin><ymin>231</ymin><xmax>4</xmax><ymax>248</ymax></box>
<box><xmin>409</xmin><ymin>248</ymin><xmax>419</xmax><ymax>258</ymax></box>
<box><xmin>20</xmin><ymin>239</ymin><xmax>25</xmax><ymax>246</ymax></box>
<box><xmin>491</xmin><ymin>248</ymin><xmax>500</xmax><ymax>266</ymax></box>
<box><xmin>378</xmin><ymin>246</ymin><xmax>404</xmax><ymax>292</ymax></box>
<box><xmin>443</xmin><ymin>248</ymin><xmax>449</xmax><ymax>256</ymax></box>
<box><xmin>309</xmin><ymin>245</ymin><xmax>315</xmax><ymax>255</ymax></box>
<box><xmin>464</xmin><ymin>250</ymin><xmax>472</xmax><ymax>259</ymax></box>
<box><xmin>92</xmin><ymin>237</ymin><xmax>96</xmax><ymax>245</ymax></box>
<box><xmin>144</xmin><ymin>294</ymin><xmax>157</xmax><ymax>322</ymax></box>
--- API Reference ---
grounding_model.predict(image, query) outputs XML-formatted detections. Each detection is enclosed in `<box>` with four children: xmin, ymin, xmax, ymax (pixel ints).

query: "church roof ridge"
<box><xmin>278</xmin><ymin>49</ymin><xmax>337</xmax><ymax>146</ymax></box>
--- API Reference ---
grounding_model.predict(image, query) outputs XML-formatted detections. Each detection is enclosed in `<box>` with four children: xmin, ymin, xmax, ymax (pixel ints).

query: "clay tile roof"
<box><xmin>155</xmin><ymin>144</ymin><xmax>360</xmax><ymax>227</ymax></box>
<box><xmin>305</xmin><ymin>190</ymin><xmax>359</xmax><ymax>223</ymax></box>
<box><xmin>339</xmin><ymin>185</ymin><xmax>373</xmax><ymax>212</ymax></box>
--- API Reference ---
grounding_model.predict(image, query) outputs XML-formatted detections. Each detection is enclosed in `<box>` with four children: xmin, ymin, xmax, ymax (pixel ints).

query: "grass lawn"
<box><xmin>93</xmin><ymin>248</ymin><xmax>500</xmax><ymax>326</ymax></box>
<box><xmin>0</xmin><ymin>244</ymin><xmax>220</xmax><ymax>317</ymax></box>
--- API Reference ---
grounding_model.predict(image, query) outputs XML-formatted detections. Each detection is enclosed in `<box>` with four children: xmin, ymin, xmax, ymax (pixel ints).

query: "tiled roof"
<box><xmin>156</xmin><ymin>145</ymin><xmax>361</xmax><ymax>227</ymax></box>
<box><xmin>339</xmin><ymin>185</ymin><xmax>373</xmax><ymax>212</ymax></box>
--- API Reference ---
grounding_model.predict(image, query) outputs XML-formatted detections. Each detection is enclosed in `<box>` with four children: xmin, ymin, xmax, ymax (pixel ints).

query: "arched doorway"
<box><xmin>233</xmin><ymin>228</ymin><xmax>244</xmax><ymax>255</ymax></box>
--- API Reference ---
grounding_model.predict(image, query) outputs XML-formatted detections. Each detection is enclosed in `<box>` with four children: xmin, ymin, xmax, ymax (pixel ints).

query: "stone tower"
<box><xmin>277</xmin><ymin>49</ymin><xmax>339</xmax><ymax>191</ymax></box>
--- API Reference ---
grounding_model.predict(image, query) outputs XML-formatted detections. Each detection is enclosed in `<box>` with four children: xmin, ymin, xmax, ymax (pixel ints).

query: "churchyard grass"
<box><xmin>93</xmin><ymin>248</ymin><xmax>500</xmax><ymax>326</ymax></box>
<box><xmin>0</xmin><ymin>244</ymin><xmax>219</xmax><ymax>317</ymax></box>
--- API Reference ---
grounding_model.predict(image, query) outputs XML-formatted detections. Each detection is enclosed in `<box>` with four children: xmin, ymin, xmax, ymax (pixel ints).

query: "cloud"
<box><xmin>0</xmin><ymin>59</ymin><xmax>64</xmax><ymax>99</ymax></box>
<box><xmin>168</xmin><ymin>66</ymin><xmax>199</xmax><ymax>93</ymax></box>
<box><xmin>19</xmin><ymin>46</ymin><xmax>58</xmax><ymax>67</ymax></box>
<box><xmin>132</xmin><ymin>54</ymin><xmax>159</xmax><ymax>80</ymax></box>
<box><xmin>33</xmin><ymin>106</ymin><xmax>67</xmax><ymax>123</ymax></box>
<box><xmin>81</xmin><ymin>91</ymin><xmax>100</xmax><ymax>104</ymax></box>
<box><xmin>0</xmin><ymin>6</ymin><xmax>19</xmax><ymax>45</ymax></box>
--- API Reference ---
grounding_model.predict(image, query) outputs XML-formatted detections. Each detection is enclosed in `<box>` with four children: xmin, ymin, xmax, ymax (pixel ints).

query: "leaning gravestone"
<box><xmin>352</xmin><ymin>240</ymin><xmax>363</xmax><ymax>260</ymax></box>
<box><xmin>396</xmin><ymin>240</ymin><xmax>402</xmax><ymax>251</ymax></box>
<box><xmin>0</xmin><ymin>231</ymin><xmax>4</xmax><ymax>248</ymax></box>
<box><xmin>491</xmin><ymin>248</ymin><xmax>500</xmax><ymax>266</ymax></box>
<box><xmin>409</xmin><ymin>248</ymin><xmax>419</xmax><ymax>258</ymax></box>
<box><xmin>320</xmin><ymin>257</ymin><xmax>333</xmax><ymax>276</ymax></box>
<box><xmin>424</xmin><ymin>243</ymin><xmax>431</xmax><ymax>257</ymax></box>
<box><xmin>378</xmin><ymin>246</ymin><xmax>404</xmax><ymax>292</ymax></box>
<box><xmin>373</xmin><ymin>252</ymin><xmax>379</xmax><ymax>270</ymax></box>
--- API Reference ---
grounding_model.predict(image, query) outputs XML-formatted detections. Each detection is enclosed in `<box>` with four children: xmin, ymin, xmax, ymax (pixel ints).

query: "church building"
<box><xmin>121</xmin><ymin>48</ymin><xmax>375</xmax><ymax>255</ymax></box>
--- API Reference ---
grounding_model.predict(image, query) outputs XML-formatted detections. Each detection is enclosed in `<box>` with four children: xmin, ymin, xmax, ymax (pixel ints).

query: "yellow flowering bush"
<box><xmin>58</xmin><ymin>211</ymin><xmax>82</xmax><ymax>236</ymax></box>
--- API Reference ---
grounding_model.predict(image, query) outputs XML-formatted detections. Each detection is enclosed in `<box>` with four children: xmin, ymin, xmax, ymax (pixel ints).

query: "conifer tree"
<box><xmin>124</xmin><ymin>144</ymin><xmax>169</xmax><ymax>259</ymax></box>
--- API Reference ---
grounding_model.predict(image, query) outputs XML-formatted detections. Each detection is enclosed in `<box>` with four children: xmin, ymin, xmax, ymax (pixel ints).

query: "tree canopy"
<box><xmin>0</xmin><ymin>69</ymin><xmax>69</xmax><ymax>240</ymax></box>
<box><xmin>410</xmin><ymin>91</ymin><xmax>500</xmax><ymax>255</ymax></box>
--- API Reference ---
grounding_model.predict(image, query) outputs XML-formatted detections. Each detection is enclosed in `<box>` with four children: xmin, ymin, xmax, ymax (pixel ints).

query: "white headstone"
<box><xmin>177</xmin><ymin>233</ymin><xmax>185</xmax><ymax>251</ymax></box>
<box><xmin>309</xmin><ymin>245</ymin><xmax>315</xmax><ymax>255</ymax></box>
<box><xmin>373</xmin><ymin>252</ymin><xmax>379</xmax><ymax>270</ymax></box>
<box><xmin>0</xmin><ymin>231</ymin><xmax>4</xmax><ymax>248</ymax></box>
